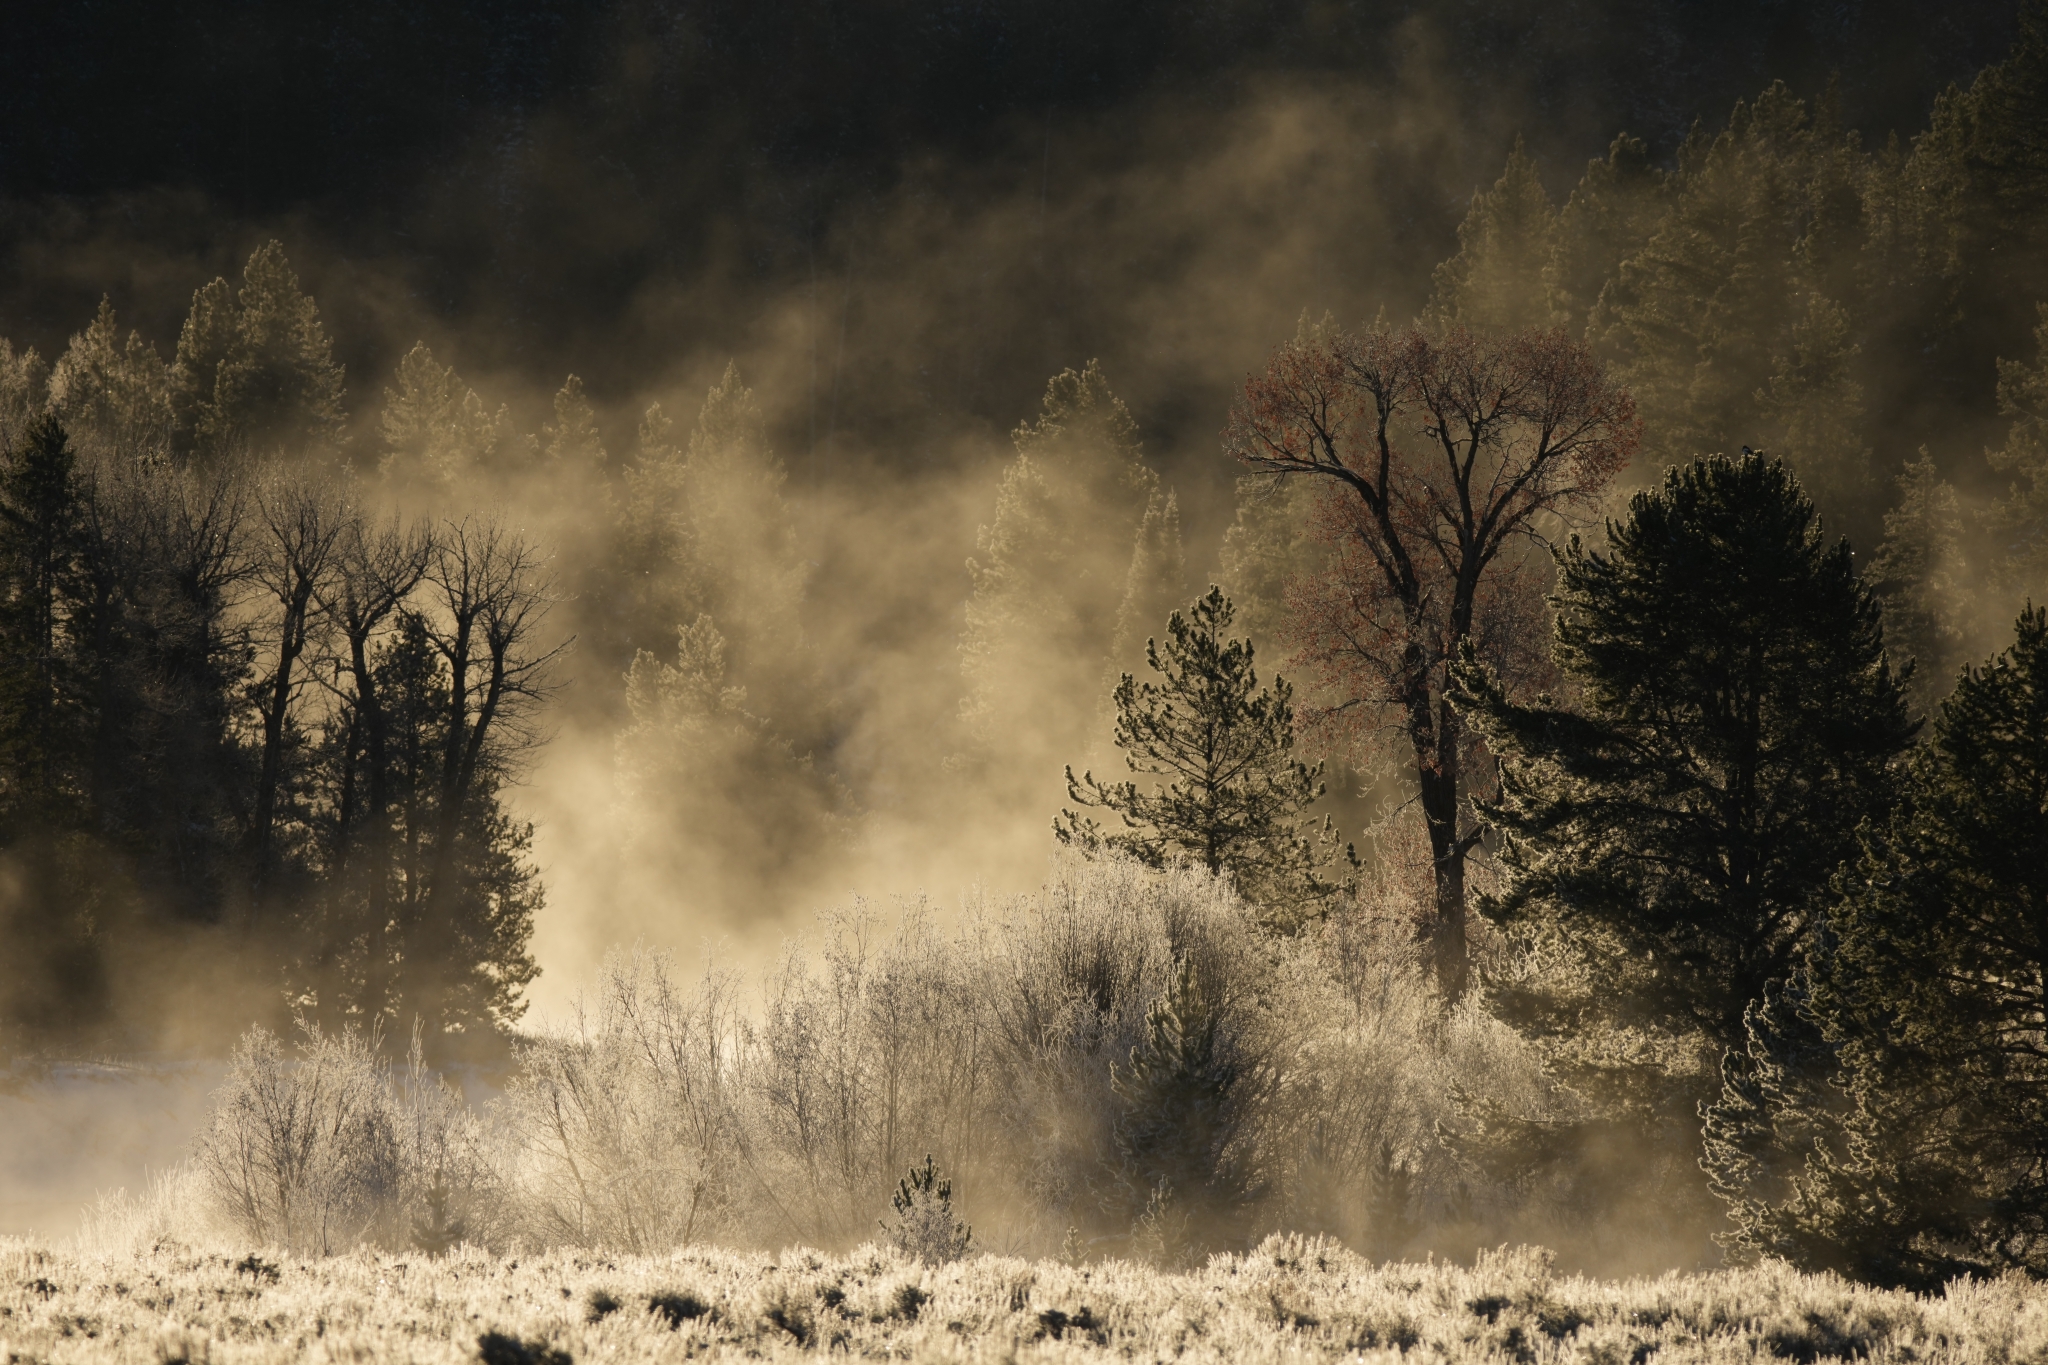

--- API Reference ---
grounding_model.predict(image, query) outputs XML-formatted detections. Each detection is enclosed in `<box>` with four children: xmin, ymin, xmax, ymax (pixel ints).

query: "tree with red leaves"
<box><xmin>1225</xmin><ymin>321</ymin><xmax>1638</xmax><ymax>998</ymax></box>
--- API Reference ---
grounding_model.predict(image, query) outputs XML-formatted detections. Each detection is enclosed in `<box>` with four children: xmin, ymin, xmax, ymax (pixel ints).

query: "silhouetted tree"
<box><xmin>1228</xmin><ymin>321</ymin><xmax>1638</xmax><ymax>997</ymax></box>
<box><xmin>1704</xmin><ymin>605</ymin><xmax>2048</xmax><ymax>1287</ymax></box>
<box><xmin>1109</xmin><ymin>958</ymin><xmax>1261</xmax><ymax>1262</ymax></box>
<box><xmin>1455</xmin><ymin>452</ymin><xmax>1913</xmax><ymax>1058</ymax></box>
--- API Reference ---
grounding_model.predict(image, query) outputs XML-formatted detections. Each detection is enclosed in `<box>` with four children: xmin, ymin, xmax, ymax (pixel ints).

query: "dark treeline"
<box><xmin>0</xmin><ymin>0</ymin><xmax>2021</xmax><ymax>464</ymax></box>
<box><xmin>0</xmin><ymin>246</ymin><xmax>559</xmax><ymax>1059</ymax></box>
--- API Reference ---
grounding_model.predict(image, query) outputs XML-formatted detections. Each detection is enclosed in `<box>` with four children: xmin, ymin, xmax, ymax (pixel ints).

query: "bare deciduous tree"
<box><xmin>1226</xmin><ymin>322</ymin><xmax>1638</xmax><ymax>998</ymax></box>
<box><xmin>317</xmin><ymin>511</ymin><xmax>432</xmax><ymax>1023</ymax></box>
<box><xmin>246</xmin><ymin>474</ymin><xmax>348</xmax><ymax>913</ymax></box>
<box><xmin>407</xmin><ymin>515</ymin><xmax>567</xmax><ymax>1037</ymax></box>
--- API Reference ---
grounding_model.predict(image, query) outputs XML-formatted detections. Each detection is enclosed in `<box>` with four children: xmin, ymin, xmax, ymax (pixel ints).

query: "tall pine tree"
<box><xmin>1452</xmin><ymin>453</ymin><xmax>1912</xmax><ymax>1244</ymax></box>
<box><xmin>1704</xmin><ymin>605</ymin><xmax>2048</xmax><ymax>1287</ymax></box>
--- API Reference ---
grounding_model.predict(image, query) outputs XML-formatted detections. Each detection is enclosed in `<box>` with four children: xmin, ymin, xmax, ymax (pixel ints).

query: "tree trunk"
<box><xmin>1410</xmin><ymin>683</ymin><xmax>1470</xmax><ymax>1000</ymax></box>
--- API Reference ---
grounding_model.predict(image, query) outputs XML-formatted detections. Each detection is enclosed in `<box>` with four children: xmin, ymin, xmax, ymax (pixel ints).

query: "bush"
<box><xmin>191</xmin><ymin>1019</ymin><xmax>504</xmax><ymax>1255</ymax></box>
<box><xmin>192</xmin><ymin>1022</ymin><xmax>400</xmax><ymax>1255</ymax></box>
<box><xmin>496</xmin><ymin>948</ymin><xmax>750</xmax><ymax>1250</ymax></box>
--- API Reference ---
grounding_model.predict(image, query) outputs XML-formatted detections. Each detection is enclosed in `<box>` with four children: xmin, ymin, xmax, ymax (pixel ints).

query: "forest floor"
<box><xmin>4</xmin><ymin>1234</ymin><xmax>2046</xmax><ymax>1364</ymax></box>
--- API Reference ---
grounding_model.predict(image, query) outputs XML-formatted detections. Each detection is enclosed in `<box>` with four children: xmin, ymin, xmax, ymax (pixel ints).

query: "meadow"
<box><xmin>6</xmin><ymin>1234</ymin><xmax>2046</xmax><ymax>1364</ymax></box>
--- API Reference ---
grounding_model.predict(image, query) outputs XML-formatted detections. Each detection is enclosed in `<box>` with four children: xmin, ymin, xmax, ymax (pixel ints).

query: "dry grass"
<box><xmin>4</xmin><ymin>1234</ymin><xmax>2046</xmax><ymax>1364</ymax></box>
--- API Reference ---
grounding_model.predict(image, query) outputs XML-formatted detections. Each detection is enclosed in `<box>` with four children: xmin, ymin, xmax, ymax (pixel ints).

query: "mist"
<box><xmin>2</xmin><ymin>0</ymin><xmax>2044</xmax><ymax>1286</ymax></box>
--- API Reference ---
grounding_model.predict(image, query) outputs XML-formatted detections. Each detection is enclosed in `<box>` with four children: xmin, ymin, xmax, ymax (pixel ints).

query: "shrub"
<box><xmin>192</xmin><ymin>1022</ymin><xmax>400</xmax><ymax>1254</ymax></box>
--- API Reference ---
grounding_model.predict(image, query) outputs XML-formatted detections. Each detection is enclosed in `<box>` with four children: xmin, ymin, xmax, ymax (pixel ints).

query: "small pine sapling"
<box><xmin>411</xmin><ymin>1178</ymin><xmax>468</xmax><ymax>1257</ymax></box>
<box><xmin>880</xmin><ymin>1154</ymin><xmax>973</xmax><ymax>1264</ymax></box>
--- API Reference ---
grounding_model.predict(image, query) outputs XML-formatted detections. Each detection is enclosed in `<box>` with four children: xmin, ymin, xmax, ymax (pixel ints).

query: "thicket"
<box><xmin>167</xmin><ymin>856</ymin><xmax>1594</xmax><ymax>1267</ymax></box>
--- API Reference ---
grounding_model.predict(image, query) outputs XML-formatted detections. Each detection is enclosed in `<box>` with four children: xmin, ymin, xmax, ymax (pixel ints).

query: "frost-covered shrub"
<box><xmin>174</xmin><ymin>850</ymin><xmax>1564</xmax><ymax>1263</ymax></box>
<box><xmin>496</xmin><ymin>949</ymin><xmax>751</xmax><ymax>1250</ymax></box>
<box><xmin>192</xmin><ymin>1023</ymin><xmax>401</xmax><ymax>1254</ymax></box>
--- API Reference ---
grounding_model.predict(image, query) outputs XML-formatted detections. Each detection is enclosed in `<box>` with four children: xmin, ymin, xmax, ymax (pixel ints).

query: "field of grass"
<box><xmin>4</xmin><ymin>1234</ymin><xmax>2045</xmax><ymax>1364</ymax></box>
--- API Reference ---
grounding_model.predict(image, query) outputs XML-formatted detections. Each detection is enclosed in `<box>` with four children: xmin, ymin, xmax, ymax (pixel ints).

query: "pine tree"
<box><xmin>1108</xmin><ymin>958</ymin><xmax>1259</xmax><ymax>1262</ymax></box>
<box><xmin>1057</xmin><ymin>588</ymin><xmax>1349</xmax><ymax>929</ymax></box>
<box><xmin>960</xmin><ymin>360</ymin><xmax>1161</xmax><ymax>767</ymax></box>
<box><xmin>1451</xmin><ymin>454</ymin><xmax>1904</xmax><ymax>1218</ymax></box>
<box><xmin>1214</xmin><ymin>471</ymin><xmax>1326</xmax><ymax>656</ymax></box>
<box><xmin>170</xmin><ymin>242</ymin><xmax>346</xmax><ymax>466</ymax></box>
<box><xmin>1703</xmin><ymin>606</ymin><xmax>2048</xmax><ymax>1287</ymax></box>
<box><xmin>46</xmin><ymin>299</ymin><xmax>173</xmax><ymax>461</ymax></box>
<box><xmin>588</xmin><ymin>401</ymin><xmax>692</xmax><ymax>672</ymax></box>
<box><xmin>1455</xmin><ymin>452</ymin><xmax>1914</xmax><ymax>1057</ymax></box>
<box><xmin>676</xmin><ymin>364</ymin><xmax>809</xmax><ymax>719</ymax></box>
<box><xmin>543</xmin><ymin>375</ymin><xmax>605</xmax><ymax>472</ymax></box>
<box><xmin>378</xmin><ymin>343</ymin><xmax>516</xmax><ymax>492</ymax></box>
<box><xmin>1987</xmin><ymin>302</ymin><xmax>2048</xmax><ymax>600</ymax></box>
<box><xmin>1103</xmin><ymin>488</ymin><xmax>1186</xmax><ymax>696</ymax></box>
<box><xmin>0</xmin><ymin>416</ymin><xmax>88</xmax><ymax>820</ymax></box>
<box><xmin>0</xmin><ymin>340</ymin><xmax>48</xmax><ymax>454</ymax></box>
<box><xmin>1544</xmin><ymin>134</ymin><xmax>1666</xmax><ymax>335</ymax></box>
<box><xmin>0</xmin><ymin>416</ymin><xmax>104</xmax><ymax>1040</ymax></box>
<box><xmin>613</xmin><ymin>613</ymin><xmax>848</xmax><ymax>920</ymax></box>
<box><xmin>1452</xmin><ymin>453</ymin><xmax>1912</xmax><ymax>1254</ymax></box>
<box><xmin>317</xmin><ymin>608</ymin><xmax>543</xmax><ymax>1047</ymax></box>
<box><xmin>1428</xmin><ymin>138</ymin><xmax>1562</xmax><ymax>333</ymax></box>
<box><xmin>1592</xmin><ymin>84</ymin><xmax>1875</xmax><ymax>526</ymax></box>
<box><xmin>1867</xmin><ymin>451</ymin><xmax>1972</xmax><ymax>714</ymax></box>
<box><xmin>879</xmin><ymin>1154</ymin><xmax>973</xmax><ymax>1264</ymax></box>
<box><xmin>1755</xmin><ymin>292</ymin><xmax>1876</xmax><ymax>521</ymax></box>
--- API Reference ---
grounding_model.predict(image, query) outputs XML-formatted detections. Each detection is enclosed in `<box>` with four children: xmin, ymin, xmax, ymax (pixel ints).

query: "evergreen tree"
<box><xmin>1428</xmin><ymin>138</ymin><xmax>1562</xmax><ymax>333</ymax></box>
<box><xmin>1455</xmin><ymin>452</ymin><xmax>1913</xmax><ymax>1058</ymax></box>
<box><xmin>46</xmin><ymin>300</ymin><xmax>173</xmax><ymax>461</ymax></box>
<box><xmin>1108</xmin><ymin>958</ymin><xmax>1260</xmax><ymax>1262</ymax></box>
<box><xmin>613</xmin><ymin>613</ymin><xmax>849</xmax><ymax>923</ymax></box>
<box><xmin>543</xmin><ymin>375</ymin><xmax>606</xmax><ymax>472</ymax></box>
<box><xmin>1590</xmin><ymin>86</ymin><xmax>1879</xmax><ymax>530</ymax></box>
<box><xmin>1900</xmin><ymin>1</ymin><xmax>2048</xmax><ymax>399</ymax></box>
<box><xmin>1755</xmin><ymin>292</ymin><xmax>1876</xmax><ymax>519</ymax></box>
<box><xmin>0</xmin><ymin>340</ymin><xmax>48</xmax><ymax>454</ymax></box>
<box><xmin>1103</xmin><ymin>488</ymin><xmax>1186</xmax><ymax>696</ymax></box>
<box><xmin>1544</xmin><ymin>134</ymin><xmax>1666</xmax><ymax>335</ymax></box>
<box><xmin>880</xmin><ymin>1155</ymin><xmax>973</xmax><ymax>1264</ymax></box>
<box><xmin>0</xmin><ymin>416</ymin><xmax>88</xmax><ymax>822</ymax></box>
<box><xmin>1057</xmin><ymin>588</ymin><xmax>1349</xmax><ymax>929</ymax></box>
<box><xmin>1703</xmin><ymin>606</ymin><xmax>2048</xmax><ymax>1287</ymax></box>
<box><xmin>592</xmin><ymin>401</ymin><xmax>692</xmax><ymax>671</ymax></box>
<box><xmin>674</xmin><ymin>364</ymin><xmax>811</xmax><ymax>723</ymax></box>
<box><xmin>378</xmin><ymin>343</ymin><xmax>516</xmax><ymax>492</ymax></box>
<box><xmin>1214</xmin><ymin>471</ymin><xmax>1326</xmax><ymax>656</ymax></box>
<box><xmin>960</xmin><ymin>360</ymin><xmax>1165</xmax><ymax>771</ymax></box>
<box><xmin>311</xmin><ymin>607</ymin><xmax>543</xmax><ymax>1047</ymax></box>
<box><xmin>170</xmin><ymin>241</ymin><xmax>346</xmax><ymax>466</ymax></box>
<box><xmin>1868</xmin><ymin>450</ymin><xmax>1972</xmax><ymax>713</ymax></box>
<box><xmin>0</xmin><ymin>416</ymin><xmax>103</xmax><ymax>1039</ymax></box>
<box><xmin>1988</xmin><ymin>302</ymin><xmax>2048</xmax><ymax>599</ymax></box>
<box><xmin>1451</xmin><ymin>453</ymin><xmax>1911</xmax><ymax>1253</ymax></box>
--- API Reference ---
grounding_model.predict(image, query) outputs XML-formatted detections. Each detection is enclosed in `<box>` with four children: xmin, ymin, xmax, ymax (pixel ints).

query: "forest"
<box><xmin>3</xmin><ymin>0</ymin><xmax>2048</xmax><ymax>1309</ymax></box>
